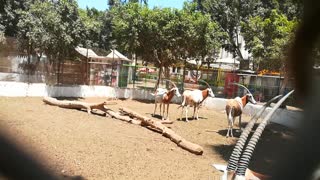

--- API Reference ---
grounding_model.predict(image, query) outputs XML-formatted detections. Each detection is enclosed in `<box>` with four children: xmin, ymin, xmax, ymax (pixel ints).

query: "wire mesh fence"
<box><xmin>116</xmin><ymin>65</ymin><xmax>296</xmax><ymax>105</ymax></box>
<box><xmin>0</xmin><ymin>54</ymin><xmax>296</xmax><ymax>105</ymax></box>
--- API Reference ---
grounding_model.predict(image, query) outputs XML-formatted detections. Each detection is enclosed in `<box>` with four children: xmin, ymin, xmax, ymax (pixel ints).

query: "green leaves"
<box><xmin>79</xmin><ymin>7</ymin><xmax>104</xmax><ymax>48</ymax></box>
<box><xmin>241</xmin><ymin>9</ymin><xmax>298</xmax><ymax>70</ymax></box>
<box><xmin>16</xmin><ymin>0</ymin><xmax>85</xmax><ymax>62</ymax></box>
<box><xmin>109</xmin><ymin>2</ymin><xmax>225</xmax><ymax>68</ymax></box>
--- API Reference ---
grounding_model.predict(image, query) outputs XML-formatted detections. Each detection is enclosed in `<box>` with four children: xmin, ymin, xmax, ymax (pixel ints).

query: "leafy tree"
<box><xmin>110</xmin><ymin>2</ymin><xmax>225</xmax><ymax>88</ymax></box>
<box><xmin>197</xmin><ymin>0</ymin><xmax>302</xmax><ymax>62</ymax></box>
<box><xmin>256</xmin><ymin>0</ymin><xmax>303</xmax><ymax>20</ymax></box>
<box><xmin>17</xmin><ymin>0</ymin><xmax>85</xmax><ymax>83</ymax></box>
<box><xmin>200</xmin><ymin>0</ymin><xmax>258</xmax><ymax>60</ymax></box>
<box><xmin>174</xmin><ymin>2</ymin><xmax>226</xmax><ymax>85</ymax></box>
<box><xmin>0</xmin><ymin>25</ymin><xmax>5</xmax><ymax>46</ymax></box>
<box><xmin>139</xmin><ymin>7</ymin><xmax>180</xmax><ymax>87</ymax></box>
<box><xmin>0</xmin><ymin>0</ymin><xmax>36</xmax><ymax>37</ymax></box>
<box><xmin>241</xmin><ymin>10</ymin><xmax>298</xmax><ymax>70</ymax></box>
<box><xmin>108</xmin><ymin>0</ymin><xmax>122</xmax><ymax>8</ymax></box>
<box><xmin>16</xmin><ymin>1</ymin><xmax>57</xmax><ymax>74</ymax></box>
<box><xmin>111</xmin><ymin>3</ymin><xmax>178</xmax><ymax>81</ymax></box>
<box><xmin>111</xmin><ymin>3</ymin><xmax>143</xmax><ymax>57</ymax></box>
<box><xmin>78</xmin><ymin>7</ymin><xmax>104</xmax><ymax>49</ymax></box>
<box><xmin>100</xmin><ymin>11</ymin><xmax>114</xmax><ymax>51</ymax></box>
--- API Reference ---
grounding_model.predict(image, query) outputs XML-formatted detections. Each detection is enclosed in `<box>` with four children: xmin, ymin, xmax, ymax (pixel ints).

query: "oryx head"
<box><xmin>166</xmin><ymin>79</ymin><xmax>181</xmax><ymax>97</ymax></box>
<box><xmin>199</xmin><ymin>79</ymin><xmax>215</xmax><ymax>98</ymax></box>
<box><xmin>231</xmin><ymin>83</ymin><xmax>256</xmax><ymax>104</ymax></box>
<box><xmin>246</xmin><ymin>93</ymin><xmax>257</xmax><ymax>104</ymax></box>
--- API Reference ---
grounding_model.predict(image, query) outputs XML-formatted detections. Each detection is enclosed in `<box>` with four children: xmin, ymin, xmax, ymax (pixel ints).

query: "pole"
<box><xmin>182</xmin><ymin>59</ymin><xmax>187</xmax><ymax>92</ymax></box>
<box><xmin>133</xmin><ymin>54</ymin><xmax>137</xmax><ymax>89</ymax></box>
<box><xmin>86</xmin><ymin>48</ymin><xmax>89</xmax><ymax>85</ymax></box>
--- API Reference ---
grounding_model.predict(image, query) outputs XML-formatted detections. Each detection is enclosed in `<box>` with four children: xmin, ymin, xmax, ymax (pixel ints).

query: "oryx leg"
<box><xmin>192</xmin><ymin>106</ymin><xmax>197</xmax><ymax>120</ymax></box>
<box><xmin>153</xmin><ymin>102</ymin><xmax>157</xmax><ymax>116</ymax></box>
<box><xmin>226</xmin><ymin>116</ymin><xmax>234</xmax><ymax>137</ymax></box>
<box><xmin>162</xmin><ymin>103</ymin><xmax>165</xmax><ymax>120</ymax></box>
<box><xmin>166</xmin><ymin>103</ymin><xmax>170</xmax><ymax>120</ymax></box>
<box><xmin>196</xmin><ymin>105</ymin><xmax>200</xmax><ymax>120</ymax></box>
<box><xmin>185</xmin><ymin>105</ymin><xmax>189</xmax><ymax>122</ymax></box>
<box><xmin>226</xmin><ymin>115</ymin><xmax>231</xmax><ymax>137</ymax></box>
<box><xmin>226</xmin><ymin>108</ymin><xmax>235</xmax><ymax>137</ymax></box>
<box><xmin>230</xmin><ymin>117</ymin><xmax>234</xmax><ymax>137</ymax></box>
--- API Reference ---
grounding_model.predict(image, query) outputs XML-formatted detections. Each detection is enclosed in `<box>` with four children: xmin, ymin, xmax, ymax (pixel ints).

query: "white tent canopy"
<box><xmin>186</xmin><ymin>59</ymin><xmax>202</xmax><ymax>65</ymax></box>
<box><xmin>106</xmin><ymin>49</ymin><xmax>131</xmax><ymax>62</ymax></box>
<box><xmin>214</xmin><ymin>57</ymin><xmax>240</xmax><ymax>64</ymax></box>
<box><xmin>187</xmin><ymin>57</ymin><xmax>239</xmax><ymax>65</ymax></box>
<box><xmin>186</xmin><ymin>57</ymin><xmax>239</xmax><ymax>70</ymax></box>
<box><xmin>75</xmin><ymin>46</ymin><xmax>107</xmax><ymax>59</ymax></box>
<box><xmin>210</xmin><ymin>63</ymin><xmax>239</xmax><ymax>70</ymax></box>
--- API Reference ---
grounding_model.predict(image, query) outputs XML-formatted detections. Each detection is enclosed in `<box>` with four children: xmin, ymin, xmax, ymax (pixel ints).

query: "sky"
<box><xmin>77</xmin><ymin>0</ymin><xmax>187</xmax><ymax>11</ymax></box>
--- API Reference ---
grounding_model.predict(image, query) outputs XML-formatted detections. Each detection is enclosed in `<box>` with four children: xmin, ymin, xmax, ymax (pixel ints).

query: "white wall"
<box><xmin>0</xmin><ymin>81</ymin><xmax>302</xmax><ymax>129</ymax></box>
<box><xmin>0</xmin><ymin>81</ymin><xmax>116</xmax><ymax>98</ymax></box>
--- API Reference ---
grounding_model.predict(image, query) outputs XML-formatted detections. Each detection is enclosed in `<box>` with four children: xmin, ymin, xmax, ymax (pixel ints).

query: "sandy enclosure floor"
<box><xmin>0</xmin><ymin>97</ymin><xmax>295</xmax><ymax>180</ymax></box>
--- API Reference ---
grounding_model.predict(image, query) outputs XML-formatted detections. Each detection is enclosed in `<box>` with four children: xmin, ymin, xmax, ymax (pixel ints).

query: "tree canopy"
<box><xmin>241</xmin><ymin>10</ymin><xmax>298</xmax><ymax>70</ymax></box>
<box><xmin>0</xmin><ymin>0</ymin><xmax>305</xmax><ymax>73</ymax></box>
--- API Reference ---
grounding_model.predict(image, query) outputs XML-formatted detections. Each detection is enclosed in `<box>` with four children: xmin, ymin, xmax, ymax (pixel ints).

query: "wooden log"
<box><xmin>106</xmin><ymin>110</ymin><xmax>141</xmax><ymax>125</ymax></box>
<box><xmin>43</xmin><ymin>97</ymin><xmax>141</xmax><ymax>125</ymax></box>
<box><xmin>119</xmin><ymin>111</ymin><xmax>174</xmax><ymax>124</ymax></box>
<box><xmin>119</xmin><ymin>107</ymin><xmax>204</xmax><ymax>155</ymax></box>
<box><xmin>43</xmin><ymin>97</ymin><xmax>202</xmax><ymax>155</ymax></box>
<box><xmin>43</xmin><ymin>97</ymin><xmax>116</xmax><ymax>114</ymax></box>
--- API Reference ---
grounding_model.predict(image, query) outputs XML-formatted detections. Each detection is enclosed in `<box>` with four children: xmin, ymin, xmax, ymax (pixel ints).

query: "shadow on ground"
<box><xmin>60</xmin><ymin>175</ymin><xmax>86</xmax><ymax>180</ymax></box>
<box><xmin>211</xmin><ymin>123</ymin><xmax>296</xmax><ymax>175</ymax></box>
<box><xmin>55</xmin><ymin>97</ymin><xmax>84</xmax><ymax>101</ymax></box>
<box><xmin>176</xmin><ymin>117</ymin><xmax>208</xmax><ymax>122</ymax></box>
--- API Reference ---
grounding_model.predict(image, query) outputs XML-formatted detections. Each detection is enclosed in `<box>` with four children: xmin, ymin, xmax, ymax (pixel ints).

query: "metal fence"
<box><xmin>0</xmin><ymin>53</ymin><xmax>296</xmax><ymax>105</ymax></box>
<box><xmin>116</xmin><ymin>65</ymin><xmax>296</xmax><ymax>105</ymax></box>
<box><xmin>0</xmin><ymin>54</ymin><xmax>86</xmax><ymax>85</ymax></box>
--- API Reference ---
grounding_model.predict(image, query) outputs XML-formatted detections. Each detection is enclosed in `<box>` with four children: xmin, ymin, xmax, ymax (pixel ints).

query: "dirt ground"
<box><xmin>0</xmin><ymin>97</ymin><xmax>295</xmax><ymax>180</ymax></box>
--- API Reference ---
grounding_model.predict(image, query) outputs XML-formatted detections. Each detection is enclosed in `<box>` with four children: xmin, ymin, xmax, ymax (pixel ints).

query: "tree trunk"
<box><xmin>165</xmin><ymin>66</ymin><xmax>170</xmax><ymax>89</ymax></box>
<box><xmin>195</xmin><ymin>61</ymin><xmax>203</xmax><ymax>84</ymax></box>
<box><xmin>155</xmin><ymin>65</ymin><xmax>163</xmax><ymax>90</ymax></box>
<box><xmin>133</xmin><ymin>54</ymin><xmax>137</xmax><ymax>88</ymax></box>
<box><xmin>182</xmin><ymin>59</ymin><xmax>187</xmax><ymax>92</ymax></box>
<box><xmin>43</xmin><ymin>97</ymin><xmax>116</xmax><ymax>114</ymax></box>
<box><xmin>279</xmin><ymin>64</ymin><xmax>289</xmax><ymax>95</ymax></box>
<box><xmin>235</xmin><ymin>28</ymin><xmax>244</xmax><ymax>61</ymax></box>
<box><xmin>57</xmin><ymin>59</ymin><xmax>61</xmax><ymax>85</ymax></box>
<box><xmin>119</xmin><ymin>107</ymin><xmax>204</xmax><ymax>155</ymax></box>
<box><xmin>61</xmin><ymin>59</ymin><xmax>64</xmax><ymax>84</ymax></box>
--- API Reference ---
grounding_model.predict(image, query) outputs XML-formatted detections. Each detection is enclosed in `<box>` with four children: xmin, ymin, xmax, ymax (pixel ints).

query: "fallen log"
<box><xmin>43</xmin><ymin>97</ymin><xmax>201</xmax><ymax>155</ymax></box>
<box><xmin>43</xmin><ymin>97</ymin><xmax>115</xmax><ymax>114</ymax></box>
<box><xmin>106</xmin><ymin>110</ymin><xmax>141</xmax><ymax>125</ymax></box>
<box><xmin>43</xmin><ymin>97</ymin><xmax>141</xmax><ymax>125</ymax></box>
<box><xmin>119</xmin><ymin>111</ymin><xmax>174</xmax><ymax>125</ymax></box>
<box><xmin>119</xmin><ymin>107</ymin><xmax>204</xmax><ymax>155</ymax></box>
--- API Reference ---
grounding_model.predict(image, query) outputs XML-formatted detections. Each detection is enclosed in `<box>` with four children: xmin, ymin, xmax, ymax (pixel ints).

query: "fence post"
<box><xmin>133</xmin><ymin>55</ymin><xmax>137</xmax><ymax>89</ymax></box>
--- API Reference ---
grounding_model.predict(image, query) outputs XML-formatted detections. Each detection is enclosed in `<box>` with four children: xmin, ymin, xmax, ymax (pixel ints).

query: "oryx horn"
<box><xmin>226</xmin><ymin>95</ymin><xmax>283</xmax><ymax>172</ymax></box>
<box><xmin>235</xmin><ymin>90</ymin><xmax>294</xmax><ymax>177</ymax></box>
<box><xmin>230</xmin><ymin>82</ymin><xmax>252</xmax><ymax>95</ymax></box>
<box><xmin>198</xmin><ymin>79</ymin><xmax>211</xmax><ymax>88</ymax></box>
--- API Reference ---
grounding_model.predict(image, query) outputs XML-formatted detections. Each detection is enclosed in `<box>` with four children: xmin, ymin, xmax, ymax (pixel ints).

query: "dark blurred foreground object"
<box><xmin>271</xmin><ymin>0</ymin><xmax>320</xmax><ymax>179</ymax></box>
<box><xmin>0</xmin><ymin>129</ymin><xmax>86</xmax><ymax>180</ymax></box>
<box><xmin>0</xmin><ymin>130</ymin><xmax>57</xmax><ymax>180</ymax></box>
